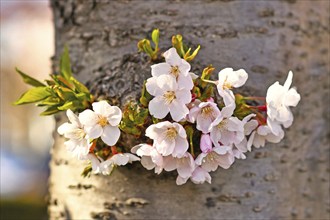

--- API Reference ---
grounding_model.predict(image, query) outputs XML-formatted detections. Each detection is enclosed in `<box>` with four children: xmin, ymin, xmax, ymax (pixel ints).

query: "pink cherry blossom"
<box><xmin>176</xmin><ymin>166</ymin><xmax>212</xmax><ymax>185</ymax></box>
<box><xmin>145</xmin><ymin>121</ymin><xmax>189</xmax><ymax>158</ymax></box>
<box><xmin>196</xmin><ymin>134</ymin><xmax>235</xmax><ymax>171</ymax></box>
<box><xmin>151</xmin><ymin>47</ymin><xmax>193</xmax><ymax>90</ymax></box>
<box><xmin>189</xmin><ymin>101</ymin><xmax>221</xmax><ymax>133</ymax></box>
<box><xmin>146</xmin><ymin>75</ymin><xmax>191</xmax><ymax>122</ymax></box>
<box><xmin>131</xmin><ymin>144</ymin><xmax>164</xmax><ymax>174</ymax></box>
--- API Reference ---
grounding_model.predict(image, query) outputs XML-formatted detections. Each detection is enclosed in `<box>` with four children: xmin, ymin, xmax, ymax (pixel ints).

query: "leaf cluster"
<box><xmin>137</xmin><ymin>29</ymin><xmax>201</xmax><ymax>62</ymax></box>
<box><xmin>14</xmin><ymin>47</ymin><xmax>93</xmax><ymax>115</ymax></box>
<box><xmin>119</xmin><ymin>102</ymin><xmax>149</xmax><ymax>137</ymax></box>
<box><xmin>172</xmin><ymin>34</ymin><xmax>200</xmax><ymax>62</ymax></box>
<box><xmin>137</xmin><ymin>29</ymin><xmax>160</xmax><ymax>61</ymax></box>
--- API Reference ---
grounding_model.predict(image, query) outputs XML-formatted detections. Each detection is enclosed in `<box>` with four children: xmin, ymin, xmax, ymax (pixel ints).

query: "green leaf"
<box><xmin>184</xmin><ymin>45</ymin><xmax>201</xmax><ymax>62</ymax></box>
<box><xmin>40</xmin><ymin>105</ymin><xmax>60</xmax><ymax>116</ymax></box>
<box><xmin>172</xmin><ymin>34</ymin><xmax>185</xmax><ymax>57</ymax></box>
<box><xmin>37</xmin><ymin>97</ymin><xmax>61</xmax><ymax>106</ymax></box>
<box><xmin>45</xmin><ymin>79</ymin><xmax>55</xmax><ymax>86</ymax></box>
<box><xmin>60</xmin><ymin>46</ymin><xmax>72</xmax><ymax>80</ymax></box>
<box><xmin>151</xmin><ymin>29</ymin><xmax>159</xmax><ymax>49</ymax></box>
<box><xmin>14</xmin><ymin>87</ymin><xmax>51</xmax><ymax>105</ymax></box>
<box><xmin>70</xmin><ymin>76</ymin><xmax>90</xmax><ymax>93</ymax></box>
<box><xmin>16</xmin><ymin>67</ymin><xmax>45</xmax><ymax>87</ymax></box>
<box><xmin>57</xmin><ymin>101</ymin><xmax>74</xmax><ymax>110</ymax></box>
<box><xmin>57</xmin><ymin>75</ymin><xmax>74</xmax><ymax>89</ymax></box>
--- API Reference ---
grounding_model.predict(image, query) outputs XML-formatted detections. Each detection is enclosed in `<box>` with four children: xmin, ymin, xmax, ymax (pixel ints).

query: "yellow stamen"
<box><xmin>166</xmin><ymin>127</ymin><xmax>178</xmax><ymax>140</ymax></box>
<box><xmin>98</xmin><ymin>116</ymin><xmax>108</xmax><ymax>127</ymax></box>
<box><xmin>217</xmin><ymin>120</ymin><xmax>227</xmax><ymax>130</ymax></box>
<box><xmin>222</xmin><ymin>76</ymin><xmax>232</xmax><ymax>89</ymax></box>
<box><xmin>170</xmin><ymin>65</ymin><xmax>180</xmax><ymax>78</ymax></box>
<box><xmin>73</xmin><ymin>129</ymin><xmax>86</xmax><ymax>140</ymax></box>
<box><xmin>201</xmin><ymin>106</ymin><xmax>214</xmax><ymax>117</ymax></box>
<box><xmin>163</xmin><ymin>91</ymin><xmax>176</xmax><ymax>104</ymax></box>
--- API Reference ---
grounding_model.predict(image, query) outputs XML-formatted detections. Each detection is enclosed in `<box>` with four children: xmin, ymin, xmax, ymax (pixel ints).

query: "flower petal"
<box><xmin>156</xmin><ymin>138</ymin><xmax>175</xmax><ymax>156</ymax></box>
<box><xmin>163</xmin><ymin>156</ymin><xmax>177</xmax><ymax>171</ymax></box>
<box><xmin>283</xmin><ymin>71</ymin><xmax>293</xmax><ymax>90</ymax></box>
<box><xmin>169</xmin><ymin>100</ymin><xmax>189</xmax><ymax>122</ymax></box>
<box><xmin>126</xmin><ymin>153</ymin><xmax>140</xmax><ymax>162</ymax></box>
<box><xmin>151</xmin><ymin>63</ymin><xmax>171</xmax><ymax>77</ymax></box>
<box><xmin>231</xmin><ymin>69</ymin><xmax>248</xmax><ymax>88</ymax></box>
<box><xmin>66</xmin><ymin>109</ymin><xmax>81</xmax><ymax>127</ymax></box>
<box><xmin>195</xmin><ymin>153</ymin><xmax>207</xmax><ymax>166</ymax></box>
<box><xmin>79</xmin><ymin>109</ymin><xmax>98</xmax><ymax>127</ymax></box>
<box><xmin>146</xmin><ymin>77</ymin><xmax>163</xmax><ymax>96</ymax></box>
<box><xmin>163</xmin><ymin>47</ymin><xmax>182</xmax><ymax>66</ymax></box>
<box><xmin>141</xmin><ymin>156</ymin><xmax>156</xmax><ymax>170</ymax></box>
<box><xmin>177</xmin><ymin>73</ymin><xmax>194</xmax><ymax>90</ymax></box>
<box><xmin>176</xmin><ymin>175</ymin><xmax>189</xmax><ymax>185</ymax></box>
<box><xmin>86</xmin><ymin>124</ymin><xmax>103</xmax><ymax>139</ymax></box>
<box><xmin>107</xmin><ymin>106</ymin><xmax>122</xmax><ymax>126</ymax></box>
<box><xmin>87</xmin><ymin>154</ymin><xmax>101</xmax><ymax>173</ymax></box>
<box><xmin>172</xmin><ymin>136</ymin><xmax>189</xmax><ymax>158</ymax></box>
<box><xmin>111</xmin><ymin>154</ymin><xmax>129</xmax><ymax>166</ymax></box>
<box><xmin>173</xmin><ymin>122</ymin><xmax>187</xmax><ymax>138</ymax></box>
<box><xmin>92</xmin><ymin>101</ymin><xmax>112</xmax><ymax>116</ymax></box>
<box><xmin>101</xmin><ymin>126</ymin><xmax>120</xmax><ymax>146</ymax></box>
<box><xmin>157</xmin><ymin>74</ymin><xmax>177</xmax><ymax>92</ymax></box>
<box><xmin>284</xmin><ymin>88</ymin><xmax>300</xmax><ymax>107</ymax></box>
<box><xmin>200</xmin><ymin>134</ymin><xmax>213</xmax><ymax>153</ymax></box>
<box><xmin>191</xmin><ymin>167</ymin><xmax>211</xmax><ymax>184</ymax></box>
<box><xmin>148</xmin><ymin>96</ymin><xmax>169</xmax><ymax>119</ymax></box>
<box><xmin>57</xmin><ymin>122</ymin><xmax>76</xmax><ymax>136</ymax></box>
<box><xmin>175</xmin><ymin>88</ymin><xmax>192</xmax><ymax>104</ymax></box>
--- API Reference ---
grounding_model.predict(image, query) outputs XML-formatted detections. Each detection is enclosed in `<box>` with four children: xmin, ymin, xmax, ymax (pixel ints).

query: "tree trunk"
<box><xmin>48</xmin><ymin>1</ymin><xmax>329</xmax><ymax>219</ymax></box>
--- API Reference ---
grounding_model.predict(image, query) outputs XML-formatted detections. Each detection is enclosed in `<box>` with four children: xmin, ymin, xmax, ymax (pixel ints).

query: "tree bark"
<box><xmin>49</xmin><ymin>1</ymin><xmax>330</xmax><ymax>219</ymax></box>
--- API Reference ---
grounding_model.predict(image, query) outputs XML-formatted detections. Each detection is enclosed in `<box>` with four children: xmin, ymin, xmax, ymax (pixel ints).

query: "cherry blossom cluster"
<box><xmin>58</xmin><ymin>47</ymin><xmax>300</xmax><ymax>185</ymax></box>
<box><xmin>58</xmin><ymin>101</ymin><xmax>140</xmax><ymax>174</ymax></box>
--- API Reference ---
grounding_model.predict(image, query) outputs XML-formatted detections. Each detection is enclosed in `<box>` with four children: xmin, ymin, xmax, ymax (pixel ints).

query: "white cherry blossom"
<box><xmin>248</xmin><ymin>124</ymin><xmax>284</xmax><ymax>149</ymax></box>
<box><xmin>234</xmin><ymin>114</ymin><xmax>258</xmax><ymax>153</ymax></box>
<box><xmin>176</xmin><ymin>167</ymin><xmax>212</xmax><ymax>185</ymax></box>
<box><xmin>266</xmin><ymin>71</ymin><xmax>301</xmax><ymax>128</ymax></box>
<box><xmin>217</xmin><ymin>68</ymin><xmax>248</xmax><ymax>98</ymax></box>
<box><xmin>146</xmin><ymin>75</ymin><xmax>191</xmax><ymax>122</ymax></box>
<box><xmin>162</xmin><ymin>152</ymin><xmax>195</xmax><ymax>180</ymax></box>
<box><xmin>87</xmin><ymin>153</ymin><xmax>139</xmax><ymax>175</ymax></box>
<box><xmin>79</xmin><ymin>101</ymin><xmax>122</xmax><ymax>146</ymax></box>
<box><xmin>131</xmin><ymin>144</ymin><xmax>165</xmax><ymax>174</ymax></box>
<box><xmin>209</xmin><ymin>99</ymin><xmax>248</xmax><ymax>147</ymax></box>
<box><xmin>189</xmin><ymin>100</ymin><xmax>221</xmax><ymax>133</ymax></box>
<box><xmin>196</xmin><ymin>134</ymin><xmax>235</xmax><ymax>171</ymax></box>
<box><xmin>209</xmin><ymin>116</ymin><xmax>245</xmax><ymax>147</ymax></box>
<box><xmin>151</xmin><ymin>47</ymin><xmax>193</xmax><ymax>90</ymax></box>
<box><xmin>145</xmin><ymin>121</ymin><xmax>189</xmax><ymax>158</ymax></box>
<box><xmin>57</xmin><ymin>109</ymin><xmax>91</xmax><ymax>159</ymax></box>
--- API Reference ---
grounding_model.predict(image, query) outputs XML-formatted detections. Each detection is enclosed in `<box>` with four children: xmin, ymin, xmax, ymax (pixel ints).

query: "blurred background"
<box><xmin>1</xmin><ymin>0</ymin><xmax>54</xmax><ymax>219</ymax></box>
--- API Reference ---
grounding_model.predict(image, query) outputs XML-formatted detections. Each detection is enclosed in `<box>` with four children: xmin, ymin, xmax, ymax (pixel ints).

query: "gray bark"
<box><xmin>49</xmin><ymin>0</ymin><xmax>330</xmax><ymax>219</ymax></box>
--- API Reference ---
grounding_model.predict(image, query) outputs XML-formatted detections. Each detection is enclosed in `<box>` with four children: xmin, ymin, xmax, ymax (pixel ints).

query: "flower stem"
<box><xmin>201</xmin><ymin>79</ymin><xmax>218</xmax><ymax>85</ymax></box>
<box><xmin>185</xmin><ymin>126</ymin><xmax>195</xmax><ymax>157</ymax></box>
<box><xmin>189</xmin><ymin>134</ymin><xmax>195</xmax><ymax>158</ymax></box>
<box><xmin>248</xmin><ymin>105</ymin><xmax>267</xmax><ymax>111</ymax></box>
